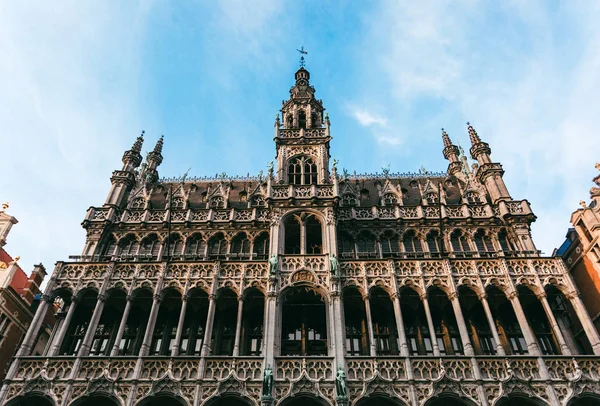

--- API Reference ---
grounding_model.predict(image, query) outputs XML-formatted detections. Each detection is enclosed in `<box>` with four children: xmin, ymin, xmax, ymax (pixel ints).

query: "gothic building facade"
<box><xmin>2</xmin><ymin>67</ymin><xmax>600</xmax><ymax>406</ymax></box>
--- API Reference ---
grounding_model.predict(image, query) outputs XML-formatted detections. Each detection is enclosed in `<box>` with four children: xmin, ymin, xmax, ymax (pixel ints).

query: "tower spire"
<box><xmin>466</xmin><ymin>122</ymin><xmax>482</xmax><ymax>144</ymax></box>
<box><xmin>441</xmin><ymin>128</ymin><xmax>461</xmax><ymax>176</ymax></box>
<box><xmin>145</xmin><ymin>135</ymin><xmax>164</xmax><ymax>184</ymax></box>
<box><xmin>121</xmin><ymin>130</ymin><xmax>144</xmax><ymax>171</ymax></box>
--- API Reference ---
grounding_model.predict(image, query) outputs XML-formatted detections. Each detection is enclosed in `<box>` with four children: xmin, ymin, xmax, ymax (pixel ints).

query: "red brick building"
<box><xmin>0</xmin><ymin>207</ymin><xmax>54</xmax><ymax>380</ymax></box>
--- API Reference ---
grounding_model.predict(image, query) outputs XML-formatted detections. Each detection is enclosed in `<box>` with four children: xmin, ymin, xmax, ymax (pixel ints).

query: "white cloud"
<box><xmin>357</xmin><ymin>1</ymin><xmax>600</xmax><ymax>253</ymax></box>
<box><xmin>0</xmin><ymin>2</ymin><xmax>154</xmax><ymax>275</ymax></box>
<box><xmin>351</xmin><ymin>107</ymin><xmax>388</xmax><ymax>127</ymax></box>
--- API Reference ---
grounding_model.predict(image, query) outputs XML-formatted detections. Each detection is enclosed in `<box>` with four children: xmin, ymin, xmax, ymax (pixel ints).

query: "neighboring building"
<box><xmin>0</xmin><ymin>206</ymin><xmax>54</xmax><ymax>381</ymax></box>
<box><xmin>2</xmin><ymin>67</ymin><xmax>600</xmax><ymax>406</ymax></box>
<box><xmin>555</xmin><ymin>164</ymin><xmax>600</xmax><ymax>347</ymax></box>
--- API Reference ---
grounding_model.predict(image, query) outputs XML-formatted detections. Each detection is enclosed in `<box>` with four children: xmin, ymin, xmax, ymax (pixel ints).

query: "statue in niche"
<box><xmin>335</xmin><ymin>364</ymin><xmax>347</xmax><ymax>400</ymax></box>
<box><xmin>330</xmin><ymin>254</ymin><xmax>339</xmax><ymax>276</ymax></box>
<box><xmin>268</xmin><ymin>255</ymin><xmax>278</xmax><ymax>276</ymax></box>
<box><xmin>262</xmin><ymin>364</ymin><xmax>274</xmax><ymax>399</ymax></box>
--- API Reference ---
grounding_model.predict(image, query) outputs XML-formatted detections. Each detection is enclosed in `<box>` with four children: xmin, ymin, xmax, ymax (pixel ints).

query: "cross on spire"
<box><xmin>297</xmin><ymin>46</ymin><xmax>307</xmax><ymax>68</ymax></box>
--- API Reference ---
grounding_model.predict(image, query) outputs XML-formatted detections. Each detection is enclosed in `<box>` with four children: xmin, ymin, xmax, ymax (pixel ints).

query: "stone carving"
<box><xmin>330</xmin><ymin>254</ymin><xmax>339</xmax><ymax>276</ymax></box>
<box><xmin>269</xmin><ymin>255</ymin><xmax>278</xmax><ymax>276</ymax></box>
<box><xmin>335</xmin><ymin>365</ymin><xmax>347</xmax><ymax>400</ymax></box>
<box><xmin>262</xmin><ymin>364</ymin><xmax>274</xmax><ymax>400</ymax></box>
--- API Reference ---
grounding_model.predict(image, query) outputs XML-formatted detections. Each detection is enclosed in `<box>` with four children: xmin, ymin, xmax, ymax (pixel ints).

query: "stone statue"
<box><xmin>268</xmin><ymin>255</ymin><xmax>278</xmax><ymax>276</ymax></box>
<box><xmin>330</xmin><ymin>254</ymin><xmax>339</xmax><ymax>276</ymax></box>
<box><xmin>262</xmin><ymin>364</ymin><xmax>274</xmax><ymax>399</ymax></box>
<box><xmin>335</xmin><ymin>365</ymin><xmax>347</xmax><ymax>399</ymax></box>
<box><xmin>332</xmin><ymin>158</ymin><xmax>338</xmax><ymax>172</ymax></box>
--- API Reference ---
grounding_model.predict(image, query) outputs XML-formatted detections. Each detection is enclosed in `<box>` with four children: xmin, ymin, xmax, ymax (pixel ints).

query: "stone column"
<box><xmin>139</xmin><ymin>293</ymin><xmax>162</xmax><ymax>357</ymax></box>
<box><xmin>172</xmin><ymin>293</ymin><xmax>189</xmax><ymax>356</ymax></box>
<box><xmin>17</xmin><ymin>294</ymin><xmax>53</xmax><ymax>357</ymax></box>
<box><xmin>363</xmin><ymin>294</ymin><xmax>377</xmax><ymax>356</ymax></box>
<box><xmin>391</xmin><ymin>292</ymin><xmax>409</xmax><ymax>356</ymax></box>
<box><xmin>263</xmin><ymin>290</ymin><xmax>278</xmax><ymax>367</ymax></box>
<box><xmin>537</xmin><ymin>292</ymin><xmax>571</xmax><ymax>355</ymax></box>
<box><xmin>232</xmin><ymin>295</ymin><xmax>245</xmax><ymax>357</ymax></box>
<box><xmin>330</xmin><ymin>289</ymin><xmax>346</xmax><ymax>363</ymax></box>
<box><xmin>110</xmin><ymin>295</ymin><xmax>133</xmax><ymax>356</ymax></box>
<box><xmin>449</xmin><ymin>292</ymin><xmax>474</xmax><ymax>356</ymax></box>
<box><xmin>50</xmin><ymin>296</ymin><xmax>79</xmax><ymax>356</ymax></box>
<box><xmin>508</xmin><ymin>291</ymin><xmax>540</xmax><ymax>355</ymax></box>
<box><xmin>77</xmin><ymin>293</ymin><xmax>107</xmax><ymax>356</ymax></box>
<box><xmin>479</xmin><ymin>293</ymin><xmax>505</xmax><ymax>355</ymax></box>
<box><xmin>567</xmin><ymin>291</ymin><xmax>600</xmax><ymax>355</ymax></box>
<box><xmin>200</xmin><ymin>294</ymin><xmax>217</xmax><ymax>357</ymax></box>
<box><xmin>421</xmin><ymin>293</ymin><xmax>440</xmax><ymax>356</ymax></box>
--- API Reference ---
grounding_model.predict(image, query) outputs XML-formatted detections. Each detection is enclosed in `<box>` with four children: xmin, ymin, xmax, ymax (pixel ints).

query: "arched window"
<box><xmin>338</xmin><ymin>232</ymin><xmax>355</xmax><ymax>258</ymax></box>
<box><xmin>356</xmin><ymin>231</ymin><xmax>377</xmax><ymax>258</ymax></box>
<box><xmin>381</xmin><ymin>231</ymin><xmax>400</xmax><ymax>258</ymax></box>
<box><xmin>298</xmin><ymin>110</ymin><xmax>307</xmax><ymax>129</ymax></box>
<box><xmin>180</xmin><ymin>289</ymin><xmax>208</xmax><ymax>356</ymax></box>
<box><xmin>241</xmin><ymin>288</ymin><xmax>265</xmax><ymax>356</ymax></box>
<box><xmin>210</xmin><ymin>196</ymin><xmax>225</xmax><ymax>209</ymax></box>
<box><xmin>342</xmin><ymin>194</ymin><xmax>357</xmax><ymax>206</ymax></box>
<box><xmin>150</xmin><ymin>289</ymin><xmax>182</xmax><ymax>355</ymax></box>
<box><xmin>213</xmin><ymin>289</ymin><xmax>238</xmax><ymax>355</ymax></box>
<box><xmin>89</xmin><ymin>289</ymin><xmax>126</xmax><ymax>356</ymax></box>
<box><xmin>403</xmin><ymin>230</ymin><xmax>423</xmax><ymax>255</ymax></box>
<box><xmin>450</xmin><ymin>230</ymin><xmax>470</xmax><ymax>254</ymax></box>
<box><xmin>288</xmin><ymin>156</ymin><xmax>317</xmax><ymax>185</ymax></box>
<box><xmin>250</xmin><ymin>195</ymin><xmax>266</xmax><ymax>207</ymax></box>
<box><xmin>427</xmin><ymin>231</ymin><xmax>443</xmax><ymax>256</ymax></box>
<box><xmin>230</xmin><ymin>233</ymin><xmax>251</xmax><ymax>259</ymax></box>
<box><xmin>140</xmin><ymin>234</ymin><xmax>160</xmax><ymax>260</ymax></box>
<box><xmin>311</xmin><ymin>113</ymin><xmax>319</xmax><ymax>128</ymax></box>
<box><xmin>103</xmin><ymin>235</ymin><xmax>117</xmax><ymax>259</ymax></box>
<box><xmin>131</xmin><ymin>197</ymin><xmax>146</xmax><ymax>209</ymax></box>
<box><xmin>118</xmin><ymin>235</ymin><xmax>139</xmax><ymax>259</ymax></box>
<box><xmin>383</xmin><ymin>193</ymin><xmax>397</xmax><ymax>205</ymax></box>
<box><xmin>370</xmin><ymin>288</ymin><xmax>400</xmax><ymax>355</ymax></box>
<box><xmin>60</xmin><ymin>290</ymin><xmax>97</xmax><ymax>355</ymax></box>
<box><xmin>474</xmin><ymin>230</ymin><xmax>495</xmax><ymax>254</ymax></box>
<box><xmin>281</xmin><ymin>288</ymin><xmax>327</xmax><ymax>356</ymax></box>
<box><xmin>498</xmin><ymin>229</ymin><xmax>514</xmax><ymax>252</ymax></box>
<box><xmin>306</xmin><ymin>215</ymin><xmax>322</xmax><ymax>254</ymax></box>
<box><xmin>166</xmin><ymin>234</ymin><xmax>184</xmax><ymax>259</ymax></box>
<box><xmin>465</xmin><ymin>191</ymin><xmax>481</xmax><ymax>204</ymax></box>
<box><xmin>185</xmin><ymin>234</ymin><xmax>206</xmax><ymax>259</ymax></box>
<box><xmin>343</xmin><ymin>287</ymin><xmax>369</xmax><ymax>356</ymax></box>
<box><xmin>286</xmin><ymin>114</ymin><xmax>293</xmax><ymax>128</ymax></box>
<box><xmin>208</xmin><ymin>233</ymin><xmax>228</xmax><ymax>259</ymax></box>
<box><xmin>252</xmin><ymin>233</ymin><xmax>269</xmax><ymax>260</ymax></box>
<box><xmin>284</xmin><ymin>216</ymin><xmax>301</xmax><ymax>254</ymax></box>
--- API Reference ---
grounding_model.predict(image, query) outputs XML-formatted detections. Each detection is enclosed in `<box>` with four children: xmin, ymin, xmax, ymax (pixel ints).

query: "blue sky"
<box><xmin>2</xmin><ymin>1</ymin><xmax>600</xmax><ymax>273</ymax></box>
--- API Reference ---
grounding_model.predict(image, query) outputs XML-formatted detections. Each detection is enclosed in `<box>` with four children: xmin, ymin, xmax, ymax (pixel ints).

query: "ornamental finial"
<box><xmin>441</xmin><ymin>128</ymin><xmax>453</xmax><ymax>148</ymax></box>
<box><xmin>467</xmin><ymin>122</ymin><xmax>482</xmax><ymax>144</ymax></box>
<box><xmin>296</xmin><ymin>46</ymin><xmax>308</xmax><ymax>68</ymax></box>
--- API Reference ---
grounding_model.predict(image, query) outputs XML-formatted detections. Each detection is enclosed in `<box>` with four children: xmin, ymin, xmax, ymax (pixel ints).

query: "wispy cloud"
<box><xmin>350</xmin><ymin>107</ymin><xmax>388</xmax><ymax>127</ymax></box>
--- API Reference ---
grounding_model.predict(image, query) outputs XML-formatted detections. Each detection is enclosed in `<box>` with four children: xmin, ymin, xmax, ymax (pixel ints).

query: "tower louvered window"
<box><xmin>288</xmin><ymin>156</ymin><xmax>317</xmax><ymax>185</ymax></box>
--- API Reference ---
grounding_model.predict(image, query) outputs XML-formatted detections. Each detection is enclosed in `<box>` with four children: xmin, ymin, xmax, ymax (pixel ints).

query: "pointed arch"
<box><xmin>185</xmin><ymin>233</ymin><xmax>206</xmax><ymax>259</ymax></box>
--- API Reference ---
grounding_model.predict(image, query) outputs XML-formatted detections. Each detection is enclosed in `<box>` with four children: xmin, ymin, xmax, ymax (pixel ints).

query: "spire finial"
<box><xmin>132</xmin><ymin>130</ymin><xmax>144</xmax><ymax>153</ymax></box>
<box><xmin>441</xmin><ymin>127</ymin><xmax>453</xmax><ymax>147</ymax></box>
<box><xmin>467</xmin><ymin>122</ymin><xmax>482</xmax><ymax>144</ymax></box>
<box><xmin>296</xmin><ymin>46</ymin><xmax>307</xmax><ymax>68</ymax></box>
<box><xmin>153</xmin><ymin>135</ymin><xmax>164</xmax><ymax>154</ymax></box>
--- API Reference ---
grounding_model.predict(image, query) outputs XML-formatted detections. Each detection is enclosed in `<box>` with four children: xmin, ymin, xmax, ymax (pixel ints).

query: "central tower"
<box><xmin>275</xmin><ymin>67</ymin><xmax>331</xmax><ymax>185</ymax></box>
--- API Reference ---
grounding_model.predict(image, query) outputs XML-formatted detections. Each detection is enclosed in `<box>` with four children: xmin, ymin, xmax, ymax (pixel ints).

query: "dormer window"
<box><xmin>251</xmin><ymin>195</ymin><xmax>266</xmax><ymax>207</ymax></box>
<box><xmin>288</xmin><ymin>156</ymin><xmax>317</xmax><ymax>185</ymax></box>
<box><xmin>426</xmin><ymin>193</ymin><xmax>438</xmax><ymax>204</ymax></box>
<box><xmin>465</xmin><ymin>192</ymin><xmax>481</xmax><ymax>204</ymax></box>
<box><xmin>342</xmin><ymin>194</ymin><xmax>357</xmax><ymax>206</ymax></box>
<box><xmin>131</xmin><ymin>197</ymin><xmax>146</xmax><ymax>210</ymax></box>
<box><xmin>210</xmin><ymin>196</ymin><xmax>225</xmax><ymax>209</ymax></box>
<box><xmin>383</xmin><ymin>193</ymin><xmax>398</xmax><ymax>205</ymax></box>
<box><xmin>171</xmin><ymin>196</ymin><xmax>185</xmax><ymax>209</ymax></box>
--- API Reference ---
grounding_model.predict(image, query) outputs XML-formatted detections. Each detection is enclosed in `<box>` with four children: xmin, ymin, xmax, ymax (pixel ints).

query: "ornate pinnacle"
<box><xmin>153</xmin><ymin>135</ymin><xmax>164</xmax><ymax>154</ymax></box>
<box><xmin>441</xmin><ymin>128</ymin><xmax>452</xmax><ymax>148</ymax></box>
<box><xmin>467</xmin><ymin>122</ymin><xmax>482</xmax><ymax>144</ymax></box>
<box><xmin>132</xmin><ymin>130</ymin><xmax>144</xmax><ymax>153</ymax></box>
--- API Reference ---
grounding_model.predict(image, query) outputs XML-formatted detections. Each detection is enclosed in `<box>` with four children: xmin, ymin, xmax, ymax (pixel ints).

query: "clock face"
<box><xmin>298</xmin><ymin>79</ymin><xmax>307</xmax><ymax>86</ymax></box>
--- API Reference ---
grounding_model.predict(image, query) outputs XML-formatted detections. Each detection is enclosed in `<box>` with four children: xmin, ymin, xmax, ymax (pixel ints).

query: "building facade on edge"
<box><xmin>555</xmin><ymin>164</ymin><xmax>600</xmax><ymax>346</ymax></box>
<box><xmin>0</xmin><ymin>206</ymin><xmax>54</xmax><ymax>380</ymax></box>
<box><xmin>2</xmin><ymin>67</ymin><xmax>600</xmax><ymax>406</ymax></box>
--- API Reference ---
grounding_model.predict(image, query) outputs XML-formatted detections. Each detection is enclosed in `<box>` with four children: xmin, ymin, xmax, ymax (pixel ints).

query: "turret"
<box><xmin>104</xmin><ymin>132</ymin><xmax>145</xmax><ymax>207</ymax></box>
<box><xmin>441</xmin><ymin>128</ymin><xmax>462</xmax><ymax>176</ymax></box>
<box><xmin>145</xmin><ymin>136</ymin><xmax>164</xmax><ymax>184</ymax></box>
<box><xmin>466</xmin><ymin>123</ymin><xmax>511</xmax><ymax>203</ymax></box>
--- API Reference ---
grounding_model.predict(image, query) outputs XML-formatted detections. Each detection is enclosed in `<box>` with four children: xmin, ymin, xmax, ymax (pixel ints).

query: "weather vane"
<box><xmin>297</xmin><ymin>46</ymin><xmax>308</xmax><ymax>68</ymax></box>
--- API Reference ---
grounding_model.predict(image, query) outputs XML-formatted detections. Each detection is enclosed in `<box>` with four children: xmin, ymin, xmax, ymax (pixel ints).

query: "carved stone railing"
<box><xmin>270</xmin><ymin>185</ymin><xmax>334</xmax><ymax>200</ymax></box>
<box><xmin>337</xmin><ymin>203</ymin><xmax>503</xmax><ymax>222</ymax></box>
<box><xmin>86</xmin><ymin>207</ymin><xmax>272</xmax><ymax>225</ymax></box>
<box><xmin>278</xmin><ymin>127</ymin><xmax>327</xmax><ymax>139</ymax></box>
<box><xmin>204</xmin><ymin>357</ymin><xmax>263</xmax><ymax>381</ymax></box>
<box><xmin>275</xmin><ymin>357</ymin><xmax>334</xmax><ymax>381</ymax></box>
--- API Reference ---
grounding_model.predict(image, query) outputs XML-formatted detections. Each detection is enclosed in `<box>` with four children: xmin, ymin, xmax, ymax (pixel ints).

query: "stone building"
<box><xmin>0</xmin><ymin>205</ymin><xmax>54</xmax><ymax>380</ymax></box>
<box><xmin>555</xmin><ymin>164</ymin><xmax>600</xmax><ymax>345</ymax></box>
<box><xmin>2</xmin><ymin>67</ymin><xmax>600</xmax><ymax>406</ymax></box>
